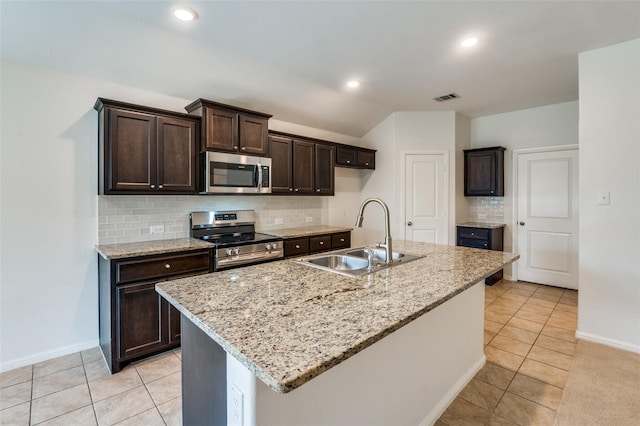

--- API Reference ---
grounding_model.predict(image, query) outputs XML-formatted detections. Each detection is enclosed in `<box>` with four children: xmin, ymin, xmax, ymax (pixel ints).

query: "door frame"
<box><xmin>511</xmin><ymin>144</ymin><xmax>579</xmax><ymax>281</ymax></box>
<box><xmin>400</xmin><ymin>151</ymin><xmax>449</xmax><ymax>244</ymax></box>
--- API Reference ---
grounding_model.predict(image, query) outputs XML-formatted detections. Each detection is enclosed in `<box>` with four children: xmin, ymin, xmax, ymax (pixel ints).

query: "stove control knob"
<box><xmin>226</xmin><ymin>249</ymin><xmax>233</xmax><ymax>256</ymax></box>
<box><xmin>265</xmin><ymin>243</ymin><xmax>272</xmax><ymax>250</ymax></box>
<box><xmin>234</xmin><ymin>247</ymin><xmax>240</xmax><ymax>255</ymax></box>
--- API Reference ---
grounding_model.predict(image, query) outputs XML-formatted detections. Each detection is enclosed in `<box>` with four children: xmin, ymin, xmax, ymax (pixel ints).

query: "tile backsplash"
<box><xmin>468</xmin><ymin>196</ymin><xmax>505</xmax><ymax>223</ymax></box>
<box><xmin>98</xmin><ymin>195</ymin><xmax>327</xmax><ymax>245</ymax></box>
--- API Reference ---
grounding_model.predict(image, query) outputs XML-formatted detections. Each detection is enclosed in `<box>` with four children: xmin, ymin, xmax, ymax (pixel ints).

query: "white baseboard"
<box><xmin>419</xmin><ymin>355</ymin><xmax>486</xmax><ymax>426</ymax></box>
<box><xmin>0</xmin><ymin>339</ymin><xmax>100</xmax><ymax>373</ymax></box>
<box><xmin>503</xmin><ymin>274</ymin><xmax>514</xmax><ymax>281</ymax></box>
<box><xmin>576</xmin><ymin>331</ymin><xmax>640</xmax><ymax>354</ymax></box>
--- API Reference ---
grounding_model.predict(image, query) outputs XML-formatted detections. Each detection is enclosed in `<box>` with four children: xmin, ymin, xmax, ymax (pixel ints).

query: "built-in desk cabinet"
<box><xmin>456</xmin><ymin>225</ymin><xmax>504</xmax><ymax>285</ymax></box>
<box><xmin>99</xmin><ymin>250</ymin><xmax>212</xmax><ymax>373</ymax></box>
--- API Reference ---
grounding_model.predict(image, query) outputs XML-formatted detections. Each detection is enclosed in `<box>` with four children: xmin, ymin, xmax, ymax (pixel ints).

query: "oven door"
<box><xmin>203</xmin><ymin>152</ymin><xmax>271</xmax><ymax>194</ymax></box>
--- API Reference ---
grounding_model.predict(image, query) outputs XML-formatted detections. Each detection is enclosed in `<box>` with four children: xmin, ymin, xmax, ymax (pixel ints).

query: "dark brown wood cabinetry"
<box><xmin>95</xmin><ymin>98</ymin><xmax>199</xmax><ymax>195</ymax></box>
<box><xmin>283</xmin><ymin>231</ymin><xmax>351</xmax><ymax>258</ymax></box>
<box><xmin>335</xmin><ymin>146</ymin><xmax>376</xmax><ymax>169</ymax></box>
<box><xmin>99</xmin><ymin>249</ymin><xmax>212</xmax><ymax>373</ymax></box>
<box><xmin>185</xmin><ymin>99</ymin><xmax>272</xmax><ymax>156</ymax></box>
<box><xmin>456</xmin><ymin>225</ymin><xmax>504</xmax><ymax>285</ymax></box>
<box><xmin>269</xmin><ymin>133</ymin><xmax>335</xmax><ymax>195</ymax></box>
<box><xmin>464</xmin><ymin>147</ymin><xmax>506</xmax><ymax>196</ymax></box>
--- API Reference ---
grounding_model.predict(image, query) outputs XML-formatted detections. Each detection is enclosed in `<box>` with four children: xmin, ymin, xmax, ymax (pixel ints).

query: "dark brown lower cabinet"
<box><xmin>283</xmin><ymin>231</ymin><xmax>351</xmax><ymax>258</ymax></box>
<box><xmin>99</xmin><ymin>249</ymin><xmax>212</xmax><ymax>373</ymax></box>
<box><xmin>456</xmin><ymin>225</ymin><xmax>504</xmax><ymax>285</ymax></box>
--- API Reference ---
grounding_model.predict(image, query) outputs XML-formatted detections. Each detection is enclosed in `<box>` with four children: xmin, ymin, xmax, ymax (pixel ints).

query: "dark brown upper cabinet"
<box><xmin>95</xmin><ymin>98</ymin><xmax>199</xmax><ymax>195</ymax></box>
<box><xmin>335</xmin><ymin>146</ymin><xmax>376</xmax><ymax>169</ymax></box>
<box><xmin>464</xmin><ymin>146</ymin><xmax>506</xmax><ymax>196</ymax></box>
<box><xmin>268</xmin><ymin>133</ymin><xmax>334</xmax><ymax>195</ymax></box>
<box><xmin>185</xmin><ymin>99</ymin><xmax>272</xmax><ymax>156</ymax></box>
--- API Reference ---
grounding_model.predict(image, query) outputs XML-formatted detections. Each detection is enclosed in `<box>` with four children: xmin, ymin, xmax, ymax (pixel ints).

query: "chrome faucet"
<box><xmin>355</xmin><ymin>198</ymin><xmax>393</xmax><ymax>264</ymax></box>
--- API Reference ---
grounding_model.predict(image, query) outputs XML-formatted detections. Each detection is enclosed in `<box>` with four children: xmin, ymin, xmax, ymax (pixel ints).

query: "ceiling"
<box><xmin>2</xmin><ymin>1</ymin><xmax>639</xmax><ymax>137</ymax></box>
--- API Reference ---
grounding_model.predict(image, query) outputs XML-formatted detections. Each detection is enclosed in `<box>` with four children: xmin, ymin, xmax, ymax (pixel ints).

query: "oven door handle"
<box><xmin>216</xmin><ymin>249</ymin><xmax>283</xmax><ymax>269</ymax></box>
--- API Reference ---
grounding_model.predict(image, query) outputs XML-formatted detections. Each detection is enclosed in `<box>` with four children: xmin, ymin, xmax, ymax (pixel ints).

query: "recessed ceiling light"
<box><xmin>461</xmin><ymin>37</ymin><xmax>478</xmax><ymax>47</ymax></box>
<box><xmin>172</xmin><ymin>6</ymin><xmax>198</xmax><ymax>21</ymax></box>
<box><xmin>347</xmin><ymin>80</ymin><xmax>360</xmax><ymax>88</ymax></box>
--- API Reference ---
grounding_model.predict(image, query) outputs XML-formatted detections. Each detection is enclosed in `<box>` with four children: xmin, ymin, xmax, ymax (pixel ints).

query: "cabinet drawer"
<box><xmin>309</xmin><ymin>235</ymin><xmax>332</xmax><ymax>253</ymax></box>
<box><xmin>458</xmin><ymin>238</ymin><xmax>490</xmax><ymax>249</ymax></box>
<box><xmin>284</xmin><ymin>238</ymin><xmax>309</xmax><ymax>258</ymax></box>
<box><xmin>331</xmin><ymin>232</ymin><xmax>351</xmax><ymax>249</ymax></box>
<box><xmin>457</xmin><ymin>227</ymin><xmax>490</xmax><ymax>240</ymax></box>
<box><xmin>116</xmin><ymin>251</ymin><xmax>211</xmax><ymax>284</ymax></box>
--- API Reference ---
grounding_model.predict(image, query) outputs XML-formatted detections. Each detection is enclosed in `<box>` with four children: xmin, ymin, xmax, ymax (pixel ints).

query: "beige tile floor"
<box><xmin>1</xmin><ymin>280</ymin><xmax>577</xmax><ymax>426</ymax></box>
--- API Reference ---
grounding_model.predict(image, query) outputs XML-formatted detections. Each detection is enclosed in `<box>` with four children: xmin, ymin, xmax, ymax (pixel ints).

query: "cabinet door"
<box><xmin>464</xmin><ymin>148</ymin><xmax>504</xmax><ymax>196</ymax></box>
<box><xmin>157</xmin><ymin>115</ymin><xmax>198</xmax><ymax>193</ymax></box>
<box><xmin>108</xmin><ymin>108</ymin><xmax>156</xmax><ymax>192</ymax></box>
<box><xmin>315</xmin><ymin>144</ymin><xmax>335</xmax><ymax>195</ymax></box>
<box><xmin>336</xmin><ymin>147</ymin><xmax>358</xmax><ymax>166</ymax></box>
<box><xmin>167</xmin><ymin>302</ymin><xmax>181</xmax><ymax>345</ymax></box>
<box><xmin>239</xmin><ymin>114</ymin><xmax>268</xmax><ymax>156</ymax></box>
<box><xmin>203</xmin><ymin>106</ymin><xmax>238</xmax><ymax>152</ymax></box>
<box><xmin>292</xmin><ymin>140</ymin><xmax>314</xmax><ymax>193</ymax></box>
<box><xmin>269</xmin><ymin>135</ymin><xmax>293</xmax><ymax>193</ymax></box>
<box><xmin>116</xmin><ymin>281</ymin><xmax>167</xmax><ymax>361</ymax></box>
<box><xmin>357</xmin><ymin>151</ymin><xmax>375</xmax><ymax>169</ymax></box>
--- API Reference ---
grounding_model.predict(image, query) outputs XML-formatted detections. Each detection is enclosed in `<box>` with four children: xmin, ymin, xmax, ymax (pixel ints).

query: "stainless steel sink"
<box><xmin>295</xmin><ymin>246</ymin><xmax>423</xmax><ymax>277</ymax></box>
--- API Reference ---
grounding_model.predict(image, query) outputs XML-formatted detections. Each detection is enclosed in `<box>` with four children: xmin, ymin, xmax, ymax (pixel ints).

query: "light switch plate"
<box><xmin>597</xmin><ymin>191</ymin><xmax>610</xmax><ymax>205</ymax></box>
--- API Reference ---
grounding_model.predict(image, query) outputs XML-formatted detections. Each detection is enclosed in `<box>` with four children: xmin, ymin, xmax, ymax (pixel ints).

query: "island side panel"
<box><xmin>181</xmin><ymin>316</ymin><xmax>227</xmax><ymax>426</ymax></box>
<box><xmin>226</xmin><ymin>281</ymin><xmax>485</xmax><ymax>426</ymax></box>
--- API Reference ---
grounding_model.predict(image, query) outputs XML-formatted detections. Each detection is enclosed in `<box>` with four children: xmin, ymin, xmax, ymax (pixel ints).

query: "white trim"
<box><xmin>511</xmin><ymin>145</ymin><xmax>579</xmax><ymax>281</ymax></box>
<box><xmin>0</xmin><ymin>339</ymin><xmax>100</xmax><ymax>373</ymax></box>
<box><xmin>400</xmin><ymin>150</ymin><xmax>450</xmax><ymax>244</ymax></box>
<box><xmin>419</xmin><ymin>355</ymin><xmax>486</xmax><ymax>426</ymax></box>
<box><xmin>576</xmin><ymin>332</ymin><xmax>640</xmax><ymax>354</ymax></box>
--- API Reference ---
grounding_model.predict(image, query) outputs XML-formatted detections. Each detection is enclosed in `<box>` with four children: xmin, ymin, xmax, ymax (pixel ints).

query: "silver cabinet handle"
<box><xmin>233</xmin><ymin>146</ymin><xmax>238</xmax><ymax>150</ymax></box>
<box><xmin>295</xmin><ymin>245</ymin><xmax>300</xmax><ymax>249</ymax></box>
<box><xmin>158</xmin><ymin>185</ymin><xmax>163</xmax><ymax>189</ymax></box>
<box><xmin>340</xmin><ymin>238</ymin><xmax>345</xmax><ymax>242</ymax></box>
<box><xmin>319</xmin><ymin>241</ymin><xmax>324</xmax><ymax>245</ymax></box>
<box><xmin>346</xmin><ymin>160</ymin><xmax>351</xmax><ymax>163</ymax></box>
<box><xmin>519</xmin><ymin>221</ymin><xmax>525</xmax><ymax>226</ymax></box>
<box><xmin>241</xmin><ymin>147</ymin><xmax>246</xmax><ymax>150</ymax></box>
<box><xmin>150</xmin><ymin>184</ymin><xmax>155</xmax><ymax>189</ymax></box>
<box><xmin>471</xmin><ymin>232</ymin><xmax>475</xmax><ymax>236</ymax></box>
<box><xmin>295</xmin><ymin>188</ymin><xmax>299</xmax><ymax>192</ymax></box>
<box><xmin>316</xmin><ymin>189</ymin><xmax>320</xmax><ymax>192</ymax></box>
<box><xmin>407</xmin><ymin>221</ymin><xmax>413</xmax><ymax>226</ymax></box>
<box><xmin>289</xmin><ymin>188</ymin><xmax>293</xmax><ymax>191</ymax></box>
<box><xmin>164</xmin><ymin>264</ymin><xmax>171</xmax><ymax>269</ymax></box>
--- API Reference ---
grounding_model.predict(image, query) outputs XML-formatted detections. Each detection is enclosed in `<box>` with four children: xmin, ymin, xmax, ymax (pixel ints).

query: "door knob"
<box><xmin>407</xmin><ymin>221</ymin><xmax>413</xmax><ymax>226</ymax></box>
<box><xmin>519</xmin><ymin>221</ymin><xmax>526</xmax><ymax>226</ymax></box>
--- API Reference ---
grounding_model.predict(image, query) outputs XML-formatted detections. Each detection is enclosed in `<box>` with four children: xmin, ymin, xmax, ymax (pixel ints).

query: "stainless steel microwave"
<box><xmin>203</xmin><ymin>152</ymin><xmax>271</xmax><ymax>194</ymax></box>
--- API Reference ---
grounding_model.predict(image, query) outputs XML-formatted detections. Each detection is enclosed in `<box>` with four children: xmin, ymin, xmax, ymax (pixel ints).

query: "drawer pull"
<box><xmin>471</xmin><ymin>232</ymin><xmax>474</xmax><ymax>236</ymax></box>
<box><xmin>164</xmin><ymin>264</ymin><xmax>171</xmax><ymax>269</ymax></box>
<box><xmin>340</xmin><ymin>238</ymin><xmax>345</xmax><ymax>242</ymax></box>
<box><xmin>484</xmin><ymin>243</ymin><xmax>488</xmax><ymax>247</ymax></box>
<box><xmin>295</xmin><ymin>245</ymin><xmax>300</xmax><ymax>249</ymax></box>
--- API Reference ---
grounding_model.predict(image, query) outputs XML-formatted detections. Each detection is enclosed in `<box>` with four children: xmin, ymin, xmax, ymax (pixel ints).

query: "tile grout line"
<box><xmin>81</xmin><ymin>351</ymin><xmax>100</xmax><ymax>426</ymax></box>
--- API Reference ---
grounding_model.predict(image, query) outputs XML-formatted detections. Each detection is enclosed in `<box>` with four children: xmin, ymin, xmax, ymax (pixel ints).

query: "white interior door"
<box><xmin>517</xmin><ymin>149</ymin><xmax>579</xmax><ymax>289</ymax></box>
<box><xmin>404</xmin><ymin>154</ymin><xmax>447</xmax><ymax>244</ymax></box>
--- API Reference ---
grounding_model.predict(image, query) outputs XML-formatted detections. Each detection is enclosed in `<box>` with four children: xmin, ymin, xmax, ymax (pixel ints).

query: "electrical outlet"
<box><xmin>230</xmin><ymin>384</ymin><xmax>243</xmax><ymax>425</ymax></box>
<box><xmin>478</xmin><ymin>213</ymin><xmax>487</xmax><ymax>220</ymax></box>
<box><xmin>305</xmin><ymin>216</ymin><xmax>313</xmax><ymax>223</ymax></box>
<box><xmin>275</xmin><ymin>218</ymin><xmax>284</xmax><ymax>225</ymax></box>
<box><xmin>150</xmin><ymin>225</ymin><xmax>164</xmax><ymax>234</ymax></box>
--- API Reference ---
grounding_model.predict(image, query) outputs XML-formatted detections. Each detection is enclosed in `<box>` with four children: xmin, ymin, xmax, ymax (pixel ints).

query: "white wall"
<box><xmin>470</xmin><ymin>101</ymin><xmax>579</xmax><ymax>276</ymax></box>
<box><xmin>0</xmin><ymin>61</ymin><xmax>361</xmax><ymax>370</ymax></box>
<box><xmin>360</xmin><ymin>112</ymin><xmax>463</xmax><ymax>245</ymax></box>
<box><xmin>577</xmin><ymin>39</ymin><xmax>640</xmax><ymax>352</ymax></box>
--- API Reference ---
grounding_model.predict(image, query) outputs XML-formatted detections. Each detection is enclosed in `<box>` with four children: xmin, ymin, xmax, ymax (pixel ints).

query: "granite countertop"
<box><xmin>264</xmin><ymin>225</ymin><xmax>353</xmax><ymax>239</ymax></box>
<box><xmin>156</xmin><ymin>240</ymin><xmax>519</xmax><ymax>394</ymax></box>
<box><xmin>96</xmin><ymin>238</ymin><xmax>213</xmax><ymax>260</ymax></box>
<box><xmin>457</xmin><ymin>222</ymin><xmax>506</xmax><ymax>229</ymax></box>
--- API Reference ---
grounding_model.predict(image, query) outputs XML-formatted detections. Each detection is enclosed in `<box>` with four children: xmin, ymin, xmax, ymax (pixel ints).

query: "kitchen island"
<box><xmin>157</xmin><ymin>240</ymin><xmax>518</xmax><ymax>425</ymax></box>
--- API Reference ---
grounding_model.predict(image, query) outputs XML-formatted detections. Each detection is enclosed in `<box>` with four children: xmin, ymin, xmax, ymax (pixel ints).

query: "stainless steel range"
<box><xmin>190</xmin><ymin>210</ymin><xmax>283</xmax><ymax>271</ymax></box>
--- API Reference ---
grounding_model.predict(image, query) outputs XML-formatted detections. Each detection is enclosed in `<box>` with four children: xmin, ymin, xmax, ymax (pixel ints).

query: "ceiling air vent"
<box><xmin>433</xmin><ymin>93</ymin><xmax>460</xmax><ymax>102</ymax></box>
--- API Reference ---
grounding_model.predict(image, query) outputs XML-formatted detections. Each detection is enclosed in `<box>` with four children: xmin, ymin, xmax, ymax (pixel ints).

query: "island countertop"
<box><xmin>156</xmin><ymin>240</ymin><xmax>518</xmax><ymax>394</ymax></box>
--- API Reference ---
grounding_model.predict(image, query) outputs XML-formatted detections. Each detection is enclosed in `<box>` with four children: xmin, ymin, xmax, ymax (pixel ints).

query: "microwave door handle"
<box><xmin>256</xmin><ymin>164</ymin><xmax>262</xmax><ymax>188</ymax></box>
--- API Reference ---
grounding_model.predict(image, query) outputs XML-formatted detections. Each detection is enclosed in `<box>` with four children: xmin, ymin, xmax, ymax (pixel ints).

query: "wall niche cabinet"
<box><xmin>335</xmin><ymin>146</ymin><xmax>376</xmax><ymax>169</ymax></box>
<box><xmin>464</xmin><ymin>146</ymin><xmax>506</xmax><ymax>196</ymax></box>
<box><xmin>268</xmin><ymin>133</ymin><xmax>335</xmax><ymax>195</ymax></box>
<box><xmin>185</xmin><ymin>98</ymin><xmax>272</xmax><ymax>156</ymax></box>
<box><xmin>99</xmin><ymin>249</ymin><xmax>212</xmax><ymax>373</ymax></box>
<box><xmin>95</xmin><ymin>98</ymin><xmax>200</xmax><ymax>195</ymax></box>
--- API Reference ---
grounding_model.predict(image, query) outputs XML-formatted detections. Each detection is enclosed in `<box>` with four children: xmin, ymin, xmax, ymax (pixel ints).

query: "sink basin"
<box><xmin>346</xmin><ymin>248</ymin><xmax>404</xmax><ymax>263</ymax></box>
<box><xmin>307</xmin><ymin>255</ymin><xmax>369</xmax><ymax>271</ymax></box>
<box><xmin>295</xmin><ymin>246</ymin><xmax>423</xmax><ymax>277</ymax></box>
